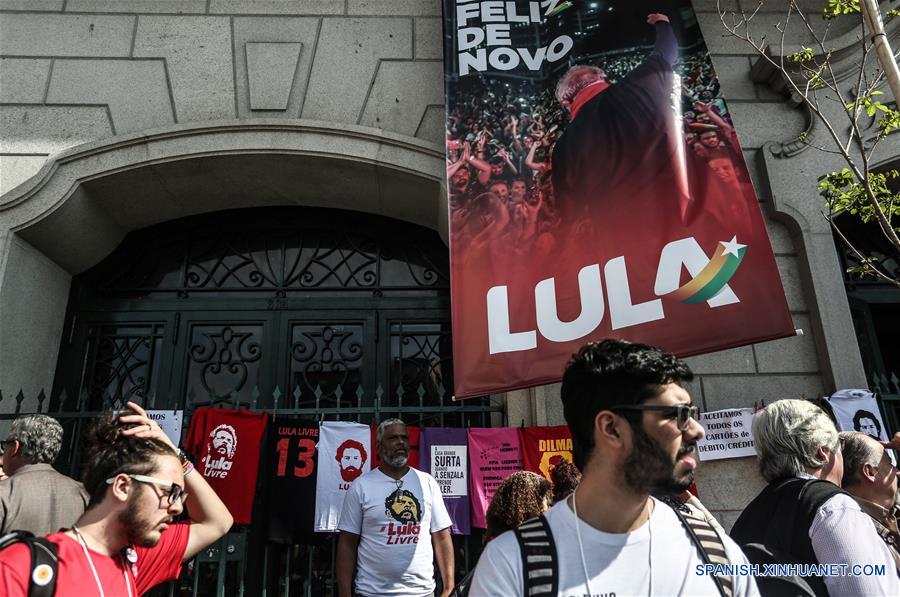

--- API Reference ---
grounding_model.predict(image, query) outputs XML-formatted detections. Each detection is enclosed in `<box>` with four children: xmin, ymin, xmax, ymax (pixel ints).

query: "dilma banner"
<box><xmin>443</xmin><ymin>0</ymin><xmax>794</xmax><ymax>398</ymax></box>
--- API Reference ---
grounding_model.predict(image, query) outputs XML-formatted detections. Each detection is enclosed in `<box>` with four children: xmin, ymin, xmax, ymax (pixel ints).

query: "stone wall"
<box><xmin>0</xmin><ymin>0</ymin><xmax>446</xmax><ymax>193</ymax></box>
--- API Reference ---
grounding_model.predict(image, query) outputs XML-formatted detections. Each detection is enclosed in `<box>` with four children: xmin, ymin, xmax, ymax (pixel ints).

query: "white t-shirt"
<box><xmin>469</xmin><ymin>497</ymin><xmax>760</xmax><ymax>597</ymax></box>
<box><xmin>338</xmin><ymin>467</ymin><xmax>453</xmax><ymax>597</ymax></box>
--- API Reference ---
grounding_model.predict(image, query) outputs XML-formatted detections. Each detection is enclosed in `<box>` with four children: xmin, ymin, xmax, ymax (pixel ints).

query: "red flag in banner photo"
<box><xmin>371</xmin><ymin>425</ymin><xmax>420</xmax><ymax>469</ymax></box>
<box><xmin>184</xmin><ymin>408</ymin><xmax>268</xmax><ymax>525</ymax></box>
<box><xmin>442</xmin><ymin>0</ymin><xmax>794</xmax><ymax>398</ymax></box>
<box><xmin>518</xmin><ymin>425</ymin><xmax>573</xmax><ymax>482</ymax></box>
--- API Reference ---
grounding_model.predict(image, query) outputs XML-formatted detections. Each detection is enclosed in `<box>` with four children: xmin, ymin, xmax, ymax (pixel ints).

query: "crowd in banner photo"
<box><xmin>447</xmin><ymin>45</ymin><xmax>747</xmax><ymax>267</ymax></box>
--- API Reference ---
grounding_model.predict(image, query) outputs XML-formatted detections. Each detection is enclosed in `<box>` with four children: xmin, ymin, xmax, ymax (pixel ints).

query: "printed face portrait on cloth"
<box><xmin>385</xmin><ymin>489</ymin><xmax>422</xmax><ymax>523</ymax></box>
<box><xmin>336</xmin><ymin>439</ymin><xmax>368</xmax><ymax>482</ymax></box>
<box><xmin>209</xmin><ymin>424</ymin><xmax>237</xmax><ymax>459</ymax></box>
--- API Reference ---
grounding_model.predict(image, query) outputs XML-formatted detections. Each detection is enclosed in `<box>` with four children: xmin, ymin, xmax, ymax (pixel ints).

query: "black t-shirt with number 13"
<box><xmin>265</xmin><ymin>418</ymin><xmax>323</xmax><ymax>544</ymax></box>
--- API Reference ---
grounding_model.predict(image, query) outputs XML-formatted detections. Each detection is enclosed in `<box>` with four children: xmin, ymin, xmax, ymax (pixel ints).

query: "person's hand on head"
<box><xmin>117</xmin><ymin>401</ymin><xmax>177</xmax><ymax>452</ymax></box>
<box><xmin>647</xmin><ymin>13</ymin><xmax>669</xmax><ymax>25</ymax></box>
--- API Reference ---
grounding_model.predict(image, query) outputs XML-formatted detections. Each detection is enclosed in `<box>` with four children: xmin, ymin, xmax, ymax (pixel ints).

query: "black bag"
<box><xmin>0</xmin><ymin>530</ymin><xmax>59</xmax><ymax>597</ymax></box>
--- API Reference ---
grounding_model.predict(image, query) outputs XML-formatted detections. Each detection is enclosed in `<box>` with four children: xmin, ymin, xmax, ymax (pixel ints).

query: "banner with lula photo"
<box><xmin>442</xmin><ymin>0</ymin><xmax>795</xmax><ymax>398</ymax></box>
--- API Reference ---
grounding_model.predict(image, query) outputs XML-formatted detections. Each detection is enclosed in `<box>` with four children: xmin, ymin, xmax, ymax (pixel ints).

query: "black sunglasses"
<box><xmin>610</xmin><ymin>404</ymin><xmax>700</xmax><ymax>430</ymax></box>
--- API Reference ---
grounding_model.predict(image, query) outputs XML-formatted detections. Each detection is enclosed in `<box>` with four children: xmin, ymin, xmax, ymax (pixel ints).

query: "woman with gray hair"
<box><xmin>731</xmin><ymin>399</ymin><xmax>898</xmax><ymax>597</ymax></box>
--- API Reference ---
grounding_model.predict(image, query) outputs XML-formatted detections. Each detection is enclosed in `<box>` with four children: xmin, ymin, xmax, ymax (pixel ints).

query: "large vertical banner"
<box><xmin>421</xmin><ymin>427</ymin><xmax>471</xmax><ymax>534</ymax></box>
<box><xmin>443</xmin><ymin>0</ymin><xmax>794</xmax><ymax>398</ymax></box>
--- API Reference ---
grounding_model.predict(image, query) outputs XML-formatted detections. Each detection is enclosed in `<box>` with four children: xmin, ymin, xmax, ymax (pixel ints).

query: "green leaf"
<box><xmin>823</xmin><ymin>0</ymin><xmax>860</xmax><ymax>19</ymax></box>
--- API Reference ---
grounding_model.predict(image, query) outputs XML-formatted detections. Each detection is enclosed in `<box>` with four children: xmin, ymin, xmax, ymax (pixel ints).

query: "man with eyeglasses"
<box><xmin>0</xmin><ymin>414</ymin><xmax>88</xmax><ymax>536</ymax></box>
<box><xmin>0</xmin><ymin>402</ymin><xmax>233</xmax><ymax>595</ymax></box>
<box><xmin>470</xmin><ymin>338</ymin><xmax>758</xmax><ymax>596</ymax></box>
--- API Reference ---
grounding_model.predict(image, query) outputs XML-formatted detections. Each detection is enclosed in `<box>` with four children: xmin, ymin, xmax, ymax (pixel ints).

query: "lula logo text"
<box><xmin>486</xmin><ymin>236</ymin><xmax>747</xmax><ymax>354</ymax></box>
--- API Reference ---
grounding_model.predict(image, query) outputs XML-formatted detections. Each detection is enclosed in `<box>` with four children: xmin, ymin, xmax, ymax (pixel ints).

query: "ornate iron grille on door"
<box><xmin>47</xmin><ymin>207</ymin><xmax>501</xmax><ymax>596</ymax></box>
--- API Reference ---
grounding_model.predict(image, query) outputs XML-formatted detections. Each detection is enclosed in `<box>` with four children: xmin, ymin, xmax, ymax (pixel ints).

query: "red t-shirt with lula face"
<box><xmin>184</xmin><ymin>408</ymin><xmax>268</xmax><ymax>525</ymax></box>
<box><xmin>0</xmin><ymin>521</ymin><xmax>189</xmax><ymax>596</ymax></box>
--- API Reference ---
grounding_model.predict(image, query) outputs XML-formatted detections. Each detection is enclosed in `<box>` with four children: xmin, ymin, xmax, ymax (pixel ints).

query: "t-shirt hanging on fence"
<box><xmin>828</xmin><ymin>389</ymin><xmax>894</xmax><ymax>463</ymax></box>
<box><xmin>421</xmin><ymin>427</ymin><xmax>470</xmax><ymax>534</ymax></box>
<box><xmin>184</xmin><ymin>408</ymin><xmax>268</xmax><ymax>525</ymax></box>
<box><xmin>266</xmin><ymin>418</ymin><xmax>325</xmax><ymax>544</ymax></box>
<box><xmin>468</xmin><ymin>427</ymin><xmax>522</xmax><ymax>529</ymax></box>
<box><xmin>371</xmin><ymin>425</ymin><xmax>421</xmax><ymax>470</ymax></box>
<box><xmin>519</xmin><ymin>425</ymin><xmax>573</xmax><ymax>482</ymax></box>
<box><xmin>314</xmin><ymin>421</ymin><xmax>371</xmax><ymax>532</ymax></box>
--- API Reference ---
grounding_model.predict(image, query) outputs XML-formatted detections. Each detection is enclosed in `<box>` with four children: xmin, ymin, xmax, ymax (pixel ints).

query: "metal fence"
<box><xmin>1</xmin><ymin>385</ymin><xmax>503</xmax><ymax>597</ymax></box>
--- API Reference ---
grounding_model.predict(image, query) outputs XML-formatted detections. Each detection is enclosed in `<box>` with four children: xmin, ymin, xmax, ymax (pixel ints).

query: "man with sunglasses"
<box><xmin>470</xmin><ymin>339</ymin><xmax>758</xmax><ymax>596</ymax></box>
<box><xmin>0</xmin><ymin>402</ymin><xmax>233</xmax><ymax>595</ymax></box>
<box><xmin>0</xmin><ymin>414</ymin><xmax>88</xmax><ymax>536</ymax></box>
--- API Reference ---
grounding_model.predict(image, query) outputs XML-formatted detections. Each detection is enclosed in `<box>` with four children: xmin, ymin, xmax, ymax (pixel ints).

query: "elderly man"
<box><xmin>732</xmin><ymin>399</ymin><xmax>899</xmax><ymax>596</ymax></box>
<box><xmin>840</xmin><ymin>431</ymin><xmax>900</xmax><ymax>570</ymax></box>
<box><xmin>0</xmin><ymin>414</ymin><xmax>89</xmax><ymax>535</ymax></box>
<box><xmin>336</xmin><ymin>418</ymin><xmax>454</xmax><ymax>597</ymax></box>
<box><xmin>551</xmin><ymin>13</ymin><xmax>678</xmax><ymax>223</ymax></box>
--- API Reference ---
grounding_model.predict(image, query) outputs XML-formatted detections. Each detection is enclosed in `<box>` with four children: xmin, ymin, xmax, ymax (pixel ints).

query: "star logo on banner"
<box><xmin>721</xmin><ymin>236</ymin><xmax>746</xmax><ymax>258</ymax></box>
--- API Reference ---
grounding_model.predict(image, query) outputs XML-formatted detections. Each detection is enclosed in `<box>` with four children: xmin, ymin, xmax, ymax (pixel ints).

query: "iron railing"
<box><xmin>1</xmin><ymin>385</ymin><xmax>503</xmax><ymax>597</ymax></box>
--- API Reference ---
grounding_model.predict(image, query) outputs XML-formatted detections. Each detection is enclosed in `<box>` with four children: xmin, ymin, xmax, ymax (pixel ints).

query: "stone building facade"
<box><xmin>0</xmin><ymin>0</ymin><xmax>896</xmax><ymax>540</ymax></box>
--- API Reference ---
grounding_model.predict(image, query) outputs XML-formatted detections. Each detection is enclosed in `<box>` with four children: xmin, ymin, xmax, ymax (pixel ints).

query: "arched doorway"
<box><xmin>51</xmin><ymin>206</ymin><xmax>499</xmax><ymax>595</ymax></box>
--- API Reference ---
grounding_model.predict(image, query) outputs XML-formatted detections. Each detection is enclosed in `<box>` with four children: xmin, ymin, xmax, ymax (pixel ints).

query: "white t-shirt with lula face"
<box><xmin>338</xmin><ymin>467</ymin><xmax>452</xmax><ymax>597</ymax></box>
<box><xmin>469</xmin><ymin>496</ymin><xmax>760</xmax><ymax>597</ymax></box>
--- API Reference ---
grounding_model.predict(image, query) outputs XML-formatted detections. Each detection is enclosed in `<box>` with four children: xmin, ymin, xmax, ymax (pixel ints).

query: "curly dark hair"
<box><xmin>550</xmin><ymin>458</ymin><xmax>581</xmax><ymax>504</ymax></box>
<box><xmin>81</xmin><ymin>415</ymin><xmax>178</xmax><ymax>508</ymax></box>
<box><xmin>485</xmin><ymin>471</ymin><xmax>552</xmax><ymax>542</ymax></box>
<box><xmin>561</xmin><ymin>339</ymin><xmax>693</xmax><ymax>469</ymax></box>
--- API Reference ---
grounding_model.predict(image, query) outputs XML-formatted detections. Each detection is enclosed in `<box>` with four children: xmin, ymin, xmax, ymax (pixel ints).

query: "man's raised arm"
<box><xmin>647</xmin><ymin>13</ymin><xmax>677</xmax><ymax>66</ymax></box>
<box><xmin>120</xmin><ymin>401</ymin><xmax>233</xmax><ymax>561</ymax></box>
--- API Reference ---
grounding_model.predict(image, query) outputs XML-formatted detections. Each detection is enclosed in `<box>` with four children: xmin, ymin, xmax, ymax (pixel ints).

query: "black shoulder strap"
<box><xmin>670</xmin><ymin>505</ymin><xmax>733</xmax><ymax>597</ymax></box>
<box><xmin>0</xmin><ymin>531</ymin><xmax>58</xmax><ymax>597</ymax></box>
<box><xmin>514</xmin><ymin>514</ymin><xmax>558</xmax><ymax>597</ymax></box>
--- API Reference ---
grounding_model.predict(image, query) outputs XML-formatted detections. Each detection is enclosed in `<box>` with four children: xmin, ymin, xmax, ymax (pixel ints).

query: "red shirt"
<box><xmin>0</xmin><ymin>521</ymin><xmax>190</xmax><ymax>596</ymax></box>
<box><xmin>185</xmin><ymin>408</ymin><xmax>268</xmax><ymax>525</ymax></box>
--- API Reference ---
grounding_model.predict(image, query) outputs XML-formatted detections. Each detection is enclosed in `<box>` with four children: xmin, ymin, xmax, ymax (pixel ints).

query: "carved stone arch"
<box><xmin>0</xmin><ymin>119</ymin><xmax>448</xmax><ymax>398</ymax></box>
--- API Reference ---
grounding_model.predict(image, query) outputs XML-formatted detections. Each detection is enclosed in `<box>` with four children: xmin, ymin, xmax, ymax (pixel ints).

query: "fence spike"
<box><xmin>36</xmin><ymin>389</ymin><xmax>47</xmax><ymax>413</ymax></box>
<box><xmin>14</xmin><ymin>390</ymin><xmax>25</xmax><ymax>414</ymax></box>
<box><xmin>292</xmin><ymin>385</ymin><xmax>302</xmax><ymax>409</ymax></box>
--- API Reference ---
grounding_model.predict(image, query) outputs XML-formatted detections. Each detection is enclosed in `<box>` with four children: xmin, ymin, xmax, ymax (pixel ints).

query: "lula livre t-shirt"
<box><xmin>338</xmin><ymin>467</ymin><xmax>452</xmax><ymax>597</ymax></box>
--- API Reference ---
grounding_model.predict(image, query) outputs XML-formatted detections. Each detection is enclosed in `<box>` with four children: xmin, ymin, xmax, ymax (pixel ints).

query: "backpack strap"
<box><xmin>669</xmin><ymin>505</ymin><xmax>733</xmax><ymax>597</ymax></box>
<box><xmin>514</xmin><ymin>514</ymin><xmax>558</xmax><ymax>597</ymax></box>
<box><xmin>0</xmin><ymin>531</ymin><xmax>58</xmax><ymax>597</ymax></box>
